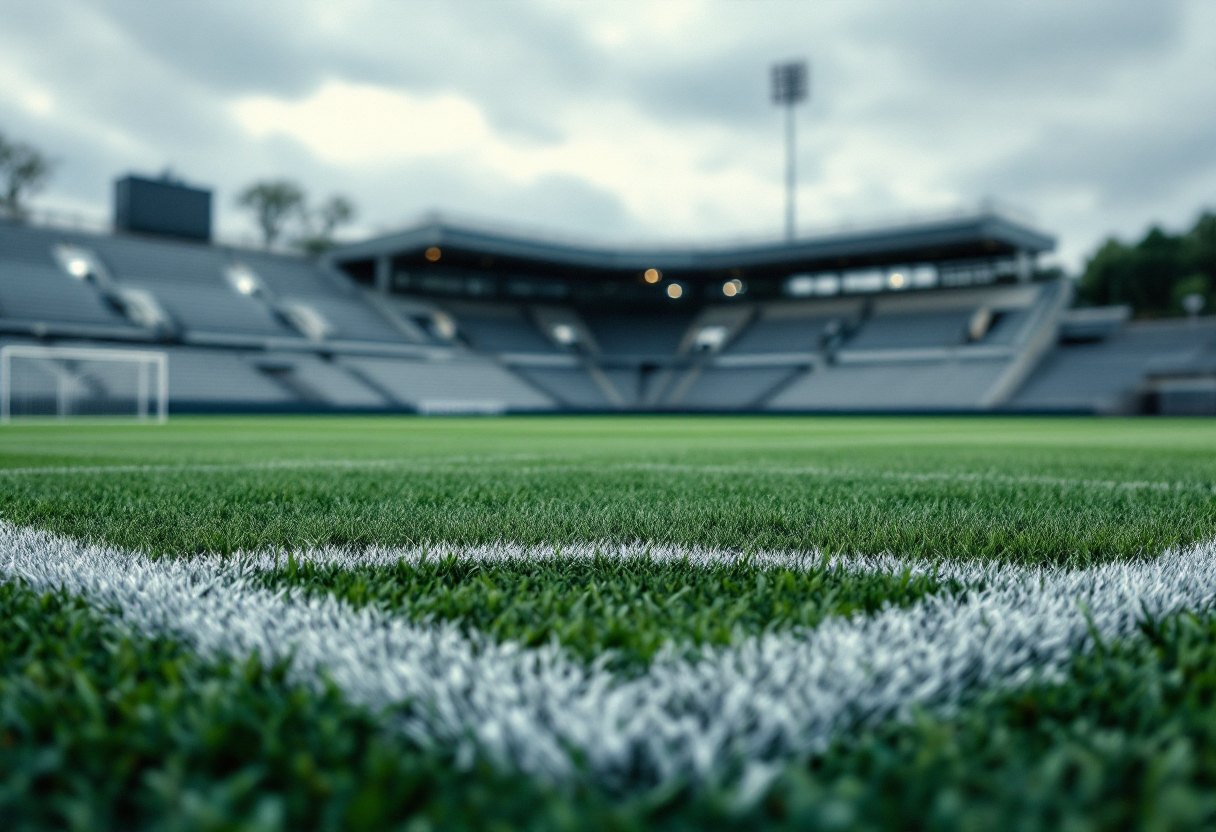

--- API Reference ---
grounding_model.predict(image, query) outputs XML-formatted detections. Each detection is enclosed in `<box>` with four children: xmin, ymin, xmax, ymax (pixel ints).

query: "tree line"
<box><xmin>1078</xmin><ymin>212</ymin><xmax>1216</xmax><ymax>318</ymax></box>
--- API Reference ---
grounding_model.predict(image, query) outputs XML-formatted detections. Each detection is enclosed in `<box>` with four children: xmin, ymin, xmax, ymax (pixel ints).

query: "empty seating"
<box><xmin>445</xmin><ymin>306</ymin><xmax>556</xmax><ymax>353</ymax></box>
<box><xmin>846</xmin><ymin>310</ymin><xmax>975</xmax><ymax>351</ymax></box>
<box><xmin>1010</xmin><ymin>320</ymin><xmax>1216</xmax><ymax>412</ymax></box>
<box><xmin>279</xmin><ymin>295</ymin><xmax>403</xmax><ymax>342</ymax></box>
<box><xmin>91</xmin><ymin>235</ymin><xmax>232</xmax><ymax>286</ymax></box>
<box><xmin>253</xmin><ymin>353</ymin><xmax>390</xmax><ymax>407</ymax></box>
<box><xmin>581</xmin><ymin>310</ymin><xmax>696</xmax><ymax>356</ymax></box>
<box><xmin>340</xmin><ymin>355</ymin><xmax>556</xmax><ymax>411</ymax></box>
<box><xmin>123</xmin><ymin>281</ymin><xmax>291</xmax><ymax>336</ymax></box>
<box><xmin>980</xmin><ymin>309</ymin><xmax>1032</xmax><ymax>346</ymax></box>
<box><xmin>513</xmin><ymin>367</ymin><xmax>612</xmax><ymax>409</ymax></box>
<box><xmin>728</xmin><ymin>316</ymin><xmax>841</xmax><ymax>353</ymax></box>
<box><xmin>680</xmin><ymin>367</ymin><xmax>800</xmax><ymax>409</ymax></box>
<box><xmin>601</xmin><ymin>368</ymin><xmax>641</xmax><ymax>404</ymax></box>
<box><xmin>0</xmin><ymin>223</ymin><xmax>75</xmax><ymax>265</ymax></box>
<box><xmin>0</xmin><ymin>261</ymin><xmax>129</xmax><ymax>326</ymax></box>
<box><xmin>769</xmin><ymin>360</ymin><xmax>1010</xmax><ymax>410</ymax></box>
<box><xmin>238</xmin><ymin>252</ymin><xmax>351</xmax><ymax>298</ymax></box>
<box><xmin>163</xmin><ymin>347</ymin><xmax>297</xmax><ymax>406</ymax></box>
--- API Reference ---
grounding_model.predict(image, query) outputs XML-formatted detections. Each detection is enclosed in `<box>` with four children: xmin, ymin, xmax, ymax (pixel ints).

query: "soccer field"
<box><xmin>3</xmin><ymin>416</ymin><xmax>1216</xmax><ymax>830</ymax></box>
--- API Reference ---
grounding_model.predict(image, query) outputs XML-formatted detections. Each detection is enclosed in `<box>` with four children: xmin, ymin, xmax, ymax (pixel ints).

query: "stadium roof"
<box><xmin>330</xmin><ymin>209</ymin><xmax>1055</xmax><ymax>276</ymax></box>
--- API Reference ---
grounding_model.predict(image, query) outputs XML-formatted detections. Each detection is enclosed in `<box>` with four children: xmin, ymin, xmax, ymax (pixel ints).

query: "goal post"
<box><xmin>1</xmin><ymin>345</ymin><xmax>168</xmax><ymax>424</ymax></box>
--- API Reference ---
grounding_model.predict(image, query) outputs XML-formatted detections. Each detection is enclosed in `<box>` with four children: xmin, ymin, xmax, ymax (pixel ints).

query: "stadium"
<box><xmin>2</xmin><ymin>177</ymin><xmax>1216</xmax><ymax>832</ymax></box>
<box><xmin>2</xmin><ymin>175</ymin><xmax>1214</xmax><ymax>419</ymax></box>
<box><xmin>3</xmin><ymin>6</ymin><xmax>1216</xmax><ymax>829</ymax></box>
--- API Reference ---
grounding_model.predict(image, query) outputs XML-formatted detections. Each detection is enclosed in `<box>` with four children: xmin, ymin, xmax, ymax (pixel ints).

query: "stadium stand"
<box><xmin>580</xmin><ymin>309</ymin><xmax>698</xmax><ymax>357</ymax></box>
<box><xmin>0</xmin><ymin>258</ymin><xmax>133</xmax><ymax>329</ymax></box>
<box><xmin>512</xmin><ymin>365</ymin><xmax>613</xmax><ymax>409</ymax></box>
<box><xmin>769</xmin><ymin>360</ymin><xmax>1012</xmax><ymax>411</ymax></box>
<box><xmin>678</xmin><ymin>366</ymin><xmax>802</xmax><ymax>410</ymax></box>
<box><xmin>1009</xmin><ymin>316</ymin><xmax>1216</xmax><ymax>414</ymax></box>
<box><xmin>2</xmin><ymin>189</ymin><xmax>1213</xmax><ymax>415</ymax></box>
<box><xmin>443</xmin><ymin>301</ymin><xmax>559</xmax><ymax>354</ymax></box>
<box><xmin>337</xmin><ymin>355</ymin><xmax>553</xmax><ymax>413</ymax></box>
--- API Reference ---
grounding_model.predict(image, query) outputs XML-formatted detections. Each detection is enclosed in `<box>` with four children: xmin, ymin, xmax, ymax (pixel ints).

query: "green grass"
<box><xmin>4</xmin><ymin>415</ymin><xmax>1216</xmax><ymax>830</ymax></box>
<box><xmin>7</xmin><ymin>577</ymin><xmax>1216</xmax><ymax>831</ymax></box>
<box><xmin>1</xmin><ymin>416</ymin><xmax>1214</xmax><ymax>565</ymax></box>
<box><xmin>257</xmin><ymin>556</ymin><xmax>947</xmax><ymax>668</ymax></box>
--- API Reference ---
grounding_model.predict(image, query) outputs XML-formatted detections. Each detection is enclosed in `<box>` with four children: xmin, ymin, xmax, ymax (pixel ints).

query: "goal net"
<box><xmin>1</xmin><ymin>345</ymin><xmax>168</xmax><ymax>423</ymax></box>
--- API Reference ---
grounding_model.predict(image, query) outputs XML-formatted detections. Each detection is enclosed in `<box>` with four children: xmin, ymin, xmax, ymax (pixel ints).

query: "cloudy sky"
<box><xmin>1</xmin><ymin>0</ymin><xmax>1214</xmax><ymax>269</ymax></box>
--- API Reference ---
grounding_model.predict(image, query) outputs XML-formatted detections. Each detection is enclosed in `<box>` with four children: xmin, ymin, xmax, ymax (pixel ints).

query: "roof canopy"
<box><xmin>330</xmin><ymin>210</ymin><xmax>1055</xmax><ymax>278</ymax></box>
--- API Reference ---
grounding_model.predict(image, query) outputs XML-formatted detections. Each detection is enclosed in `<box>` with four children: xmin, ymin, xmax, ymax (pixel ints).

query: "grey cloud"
<box><xmin>1</xmin><ymin>0</ymin><xmax>1214</xmax><ymax>270</ymax></box>
<box><xmin>856</xmin><ymin>2</ymin><xmax>1183</xmax><ymax>92</ymax></box>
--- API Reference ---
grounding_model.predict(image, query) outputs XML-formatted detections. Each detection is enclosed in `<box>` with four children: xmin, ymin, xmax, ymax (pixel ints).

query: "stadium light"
<box><xmin>694</xmin><ymin>325</ymin><xmax>728</xmax><ymax>351</ymax></box>
<box><xmin>225</xmin><ymin>263</ymin><xmax>265</xmax><ymax>297</ymax></box>
<box><xmin>771</xmin><ymin>60</ymin><xmax>809</xmax><ymax>241</ymax></box>
<box><xmin>551</xmin><ymin>323</ymin><xmax>578</xmax><ymax>346</ymax></box>
<box><xmin>430</xmin><ymin>311</ymin><xmax>457</xmax><ymax>340</ymax></box>
<box><xmin>53</xmin><ymin>244</ymin><xmax>96</xmax><ymax>280</ymax></box>
<box><xmin>1183</xmin><ymin>292</ymin><xmax>1206</xmax><ymax>320</ymax></box>
<box><xmin>722</xmin><ymin>278</ymin><xmax>745</xmax><ymax>297</ymax></box>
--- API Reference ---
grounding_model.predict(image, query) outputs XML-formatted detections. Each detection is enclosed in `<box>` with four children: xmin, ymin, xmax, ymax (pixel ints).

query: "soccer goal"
<box><xmin>0</xmin><ymin>345</ymin><xmax>168</xmax><ymax>423</ymax></box>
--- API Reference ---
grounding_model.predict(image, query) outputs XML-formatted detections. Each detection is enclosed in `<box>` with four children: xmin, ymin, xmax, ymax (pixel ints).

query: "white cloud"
<box><xmin>233</xmin><ymin>81</ymin><xmax>488</xmax><ymax>165</ymax></box>
<box><xmin>0</xmin><ymin>0</ymin><xmax>1214</xmax><ymax>266</ymax></box>
<box><xmin>231</xmin><ymin>78</ymin><xmax>781</xmax><ymax>237</ymax></box>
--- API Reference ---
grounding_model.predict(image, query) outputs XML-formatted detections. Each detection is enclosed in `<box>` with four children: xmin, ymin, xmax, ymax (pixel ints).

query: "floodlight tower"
<box><xmin>771</xmin><ymin>60</ymin><xmax>808</xmax><ymax>241</ymax></box>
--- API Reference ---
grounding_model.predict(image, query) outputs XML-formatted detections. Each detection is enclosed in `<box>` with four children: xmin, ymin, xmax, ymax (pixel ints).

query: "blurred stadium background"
<box><xmin>1</xmin><ymin>172</ymin><xmax>1213</xmax><ymax>419</ymax></box>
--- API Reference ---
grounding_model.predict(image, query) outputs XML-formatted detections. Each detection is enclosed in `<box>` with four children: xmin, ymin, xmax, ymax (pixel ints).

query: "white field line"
<box><xmin>0</xmin><ymin>456</ymin><xmax>1211</xmax><ymax>495</ymax></box>
<box><xmin>0</xmin><ymin>453</ymin><xmax>546</xmax><ymax>478</ymax></box>
<box><xmin>6</xmin><ymin>525</ymin><xmax>1216</xmax><ymax>791</ymax></box>
<box><xmin>582</xmin><ymin>462</ymin><xmax>1216</xmax><ymax>495</ymax></box>
<box><xmin>224</xmin><ymin>539</ymin><xmax>913</xmax><ymax>574</ymax></box>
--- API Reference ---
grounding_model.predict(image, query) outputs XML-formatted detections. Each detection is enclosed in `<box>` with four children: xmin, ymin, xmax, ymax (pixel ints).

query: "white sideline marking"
<box><xmin>5</xmin><ymin>525</ymin><xmax>1216</xmax><ymax>791</ymax></box>
<box><xmin>0</xmin><ymin>456</ymin><xmax>1210</xmax><ymax>494</ymax></box>
<box><xmin>597</xmin><ymin>462</ymin><xmax>1216</xmax><ymax>495</ymax></box>
<box><xmin>0</xmin><ymin>453</ymin><xmax>545</xmax><ymax>478</ymax></box>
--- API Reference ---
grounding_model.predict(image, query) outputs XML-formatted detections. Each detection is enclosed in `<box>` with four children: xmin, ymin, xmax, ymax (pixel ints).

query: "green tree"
<box><xmin>237</xmin><ymin>179</ymin><xmax>305</xmax><ymax>250</ymax></box>
<box><xmin>296</xmin><ymin>195</ymin><xmax>356</xmax><ymax>256</ymax></box>
<box><xmin>1078</xmin><ymin>211</ymin><xmax>1215</xmax><ymax>318</ymax></box>
<box><xmin>1172</xmin><ymin>273</ymin><xmax>1210</xmax><ymax>316</ymax></box>
<box><xmin>0</xmin><ymin>132</ymin><xmax>53</xmax><ymax>222</ymax></box>
<box><xmin>1183</xmin><ymin>211</ymin><xmax>1216</xmax><ymax>283</ymax></box>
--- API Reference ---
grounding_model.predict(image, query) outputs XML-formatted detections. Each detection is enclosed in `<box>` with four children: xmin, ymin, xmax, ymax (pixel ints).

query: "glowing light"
<box><xmin>722</xmin><ymin>282</ymin><xmax>737</xmax><ymax>297</ymax></box>
<box><xmin>644</xmin><ymin>268</ymin><xmax>661</xmax><ymax>284</ymax></box>
<box><xmin>431</xmin><ymin>311</ymin><xmax>457</xmax><ymax>340</ymax></box>
<box><xmin>225</xmin><ymin>264</ymin><xmax>266</xmax><ymax>298</ymax></box>
<box><xmin>425</xmin><ymin>247</ymin><xmax>442</xmax><ymax>262</ymax></box>
<box><xmin>785</xmin><ymin>275</ymin><xmax>815</xmax><ymax>297</ymax></box>
<box><xmin>551</xmin><ymin>324</ymin><xmax>578</xmax><ymax>346</ymax></box>
<box><xmin>889</xmin><ymin>272</ymin><xmax>905</xmax><ymax>289</ymax></box>
<box><xmin>695</xmin><ymin>325</ymin><xmax>728</xmax><ymax>351</ymax></box>
<box><xmin>54</xmin><ymin>245</ymin><xmax>101</xmax><ymax>282</ymax></box>
<box><xmin>666</xmin><ymin>283</ymin><xmax>683</xmax><ymax>299</ymax></box>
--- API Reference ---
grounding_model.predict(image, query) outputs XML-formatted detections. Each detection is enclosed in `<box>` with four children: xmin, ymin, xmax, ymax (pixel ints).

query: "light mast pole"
<box><xmin>771</xmin><ymin>61</ymin><xmax>808</xmax><ymax>241</ymax></box>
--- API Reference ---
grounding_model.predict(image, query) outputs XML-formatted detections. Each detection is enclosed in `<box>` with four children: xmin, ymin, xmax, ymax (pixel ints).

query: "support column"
<box><xmin>374</xmin><ymin>255</ymin><xmax>392</xmax><ymax>294</ymax></box>
<box><xmin>1016</xmin><ymin>250</ymin><xmax>1033</xmax><ymax>283</ymax></box>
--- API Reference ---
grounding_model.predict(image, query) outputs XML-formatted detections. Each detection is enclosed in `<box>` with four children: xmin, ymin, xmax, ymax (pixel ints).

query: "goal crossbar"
<box><xmin>0</xmin><ymin>345</ymin><xmax>168</xmax><ymax>424</ymax></box>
